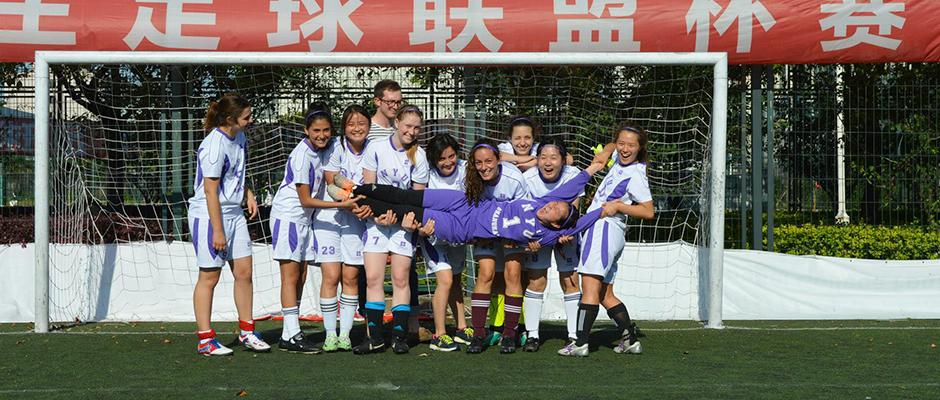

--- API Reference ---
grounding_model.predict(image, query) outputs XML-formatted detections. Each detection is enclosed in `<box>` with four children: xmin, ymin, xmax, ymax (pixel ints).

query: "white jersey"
<box><xmin>270</xmin><ymin>139</ymin><xmax>327</xmax><ymax>225</ymax></box>
<box><xmin>361</xmin><ymin>135</ymin><xmax>429</xmax><ymax>189</ymax></box>
<box><xmin>188</xmin><ymin>128</ymin><xmax>247</xmax><ymax>218</ymax></box>
<box><xmin>428</xmin><ymin>159</ymin><xmax>467</xmax><ymax>190</ymax></box>
<box><xmin>483</xmin><ymin>162</ymin><xmax>527</xmax><ymax>201</ymax></box>
<box><xmin>586</xmin><ymin>161</ymin><xmax>652</xmax><ymax>230</ymax></box>
<box><xmin>368</xmin><ymin>121</ymin><xmax>396</xmax><ymax>142</ymax></box>
<box><xmin>498</xmin><ymin>141</ymin><xmax>539</xmax><ymax>157</ymax></box>
<box><xmin>522</xmin><ymin>164</ymin><xmax>584</xmax><ymax>199</ymax></box>
<box><xmin>316</xmin><ymin>137</ymin><xmax>369</xmax><ymax>226</ymax></box>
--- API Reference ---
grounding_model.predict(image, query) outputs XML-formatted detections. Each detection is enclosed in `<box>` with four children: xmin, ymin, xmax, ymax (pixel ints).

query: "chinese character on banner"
<box><xmin>685</xmin><ymin>0</ymin><xmax>775</xmax><ymax>53</ymax></box>
<box><xmin>123</xmin><ymin>0</ymin><xmax>220</xmax><ymax>50</ymax></box>
<box><xmin>0</xmin><ymin>0</ymin><xmax>75</xmax><ymax>45</ymax></box>
<box><xmin>820</xmin><ymin>0</ymin><xmax>905</xmax><ymax>51</ymax></box>
<box><xmin>410</xmin><ymin>0</ymin><xmax>503</xmax><ymax>52</ymax></box>
<box><xmin>550</xmin><ymin>0</ymin><xmax>639</xmax><ymax>51</ymax></box>
<box><xmin>268</xmin><ymin>0</ymin><xmax>363</xmax><ymax>51</ymax></box>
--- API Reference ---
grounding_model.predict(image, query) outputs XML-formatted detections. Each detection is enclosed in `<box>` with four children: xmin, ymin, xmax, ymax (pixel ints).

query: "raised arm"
<box><xmin>537</xmin><ymin>208</ymin><xmax>603</xmax><ymax>247</ymax></box>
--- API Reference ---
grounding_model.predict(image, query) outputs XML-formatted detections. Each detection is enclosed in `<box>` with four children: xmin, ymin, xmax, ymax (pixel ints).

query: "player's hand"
<box><xmin>375</xmin><ymin>210</ymin><xmax>398</xmax><ymax>226</ymax></box>
<box><xmin>212</xmin><ymin>230</ymin><xmax>227</xmax><ymax>253</ymax></box>
<box><xmin>351</xmin><ymin>203</ymin><xmax>373</xmax><ymax>220</ymax></box>
<box><xmin>418</xmin><ymin>219</ymin><xmax>435</xmax><ymax>237</ymax></box>
<box><xmin>337</xmin><ymin>195</ymin><xmax>364</xmax><ymax>209</ymax></box>
<box><xmin>601</xmin><ymin>200</ymin><xmax>623</xmax><ymax>218</ymax></box>
<box><xmin>558</xmin><ymin>235</ymin><xmax>574</xmax><ymax>245</ymax></box>
<box><xmin>525</xmin><ymin>240</ymin><xmax>541</xmax><ymax>253</ymax></box>
<box><xmin>245</xmin><ymin>194</ymin><xmax>259</xmax><ymax>220</ymax></box>
<box><xmin>401</xmin><ymin>212</ymin><xmax>420</xmax><ymax>232</ymax></box>
<box><xmin>503</xmin><ymin>239</ymin><xmax>517</xmax><ymax>249</ymax></box>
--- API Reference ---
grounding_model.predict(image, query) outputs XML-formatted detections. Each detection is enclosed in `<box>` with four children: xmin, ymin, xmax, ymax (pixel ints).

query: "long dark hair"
<box><xmin>505</xmin><ymin>115</ymin><xmax>541</xmax><ymax>144</ymax></box>
<box><xmin>340</xmin><ymin>104</ymin><xmax>370</xmax><ymax>150</ymax></box>
<box><xmin>465</xmin><ymin>138</ymin><xmax>501</xmax><ymax>205</ymax></box>
<box><xmin>535</xmin><ymin>136</ymin><xmax>569</xmax><ymax>163</ymax></box>
<box><xmin>304</xmin><ymin>102</ymin><xmax>333</xmax><ymax>130</ymax></box>
<box><xmin>616</xmin><ymin>121</ymin><xmax>649</xmax><ymax>164</ymax></box>
<box><xmin>203</xmin><ymin>93</ymin><xmax>249</xmax><ymax>132</ymax></box>
<box><xmin>426</xmin><ymin>133</ymin><xmax>461</xmax><ymax>175</ymax></box>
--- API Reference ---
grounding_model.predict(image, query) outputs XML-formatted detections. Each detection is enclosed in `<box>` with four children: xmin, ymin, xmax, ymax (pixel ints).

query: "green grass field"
<box><xmin>3</xmin><ymin>320</ymin><xmax>939</xmax><ymax>399</ymax></box>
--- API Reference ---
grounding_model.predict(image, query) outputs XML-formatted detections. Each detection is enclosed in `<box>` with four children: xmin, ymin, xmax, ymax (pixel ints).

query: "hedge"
<box><xmin>771</xmin><ymin>224</ymin><xmax>940</xmax><ymax>260</ymax></box>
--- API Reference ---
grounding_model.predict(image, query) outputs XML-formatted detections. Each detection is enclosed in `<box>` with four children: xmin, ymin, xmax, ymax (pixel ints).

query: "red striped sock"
<box><xmin>470</xmin><ymin>293</ymin><xmax>490</xmax><ymax>338</ymax></box>
<box><xmin>196</xmin><ymin>329</ymin><xmax>215</xmax><ymax>340</ymax></box>
<box><xmin>502</xmin><ymin>294</ymin><xmax>523</xmax><ymax>339</ymax></box>
<box><xmin>239</xmin><ymin>320</ymin><xmax>255</xmax><ymax>332</ymax></box>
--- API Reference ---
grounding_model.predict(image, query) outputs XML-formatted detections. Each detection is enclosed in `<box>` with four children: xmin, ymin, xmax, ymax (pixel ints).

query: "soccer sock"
<box><xmin>339</xmin><ymin>294</ymin><xmax>358</xmax><ymax>337</ymax></box>
<box><xmin>575</xmin><ymin>303</ymin><xmax>599</xmax><ymax>347</ymax></box>
<box><xmin>238</xmin><ymin>319</ymin><xmax>255</xmax><ymax>336</ymax></box>
<box><xmin>391</xmin><ymin>304</ymin><xmax>410</xmax><ymax>340</ymax></box>
<box><xmin>197</xmin><ymin>329</ymin><xmax>216</xmax><ymax>344</ymax></box>
<box><xmin>563</xmin><ymin>292</ymin><xmax>581</xmax><ymax>340</ymax></box>
<box><xmin>502</xmin><ymin>294</ymin><xmax>523</xmax><ymax>339</ymax></box>
<box><xmin>320</xmin><ymin>297</ymin><xmax>338</xmax><ymax>337</ymax></box>
<box><xmin>523</xmin><ymin>289</ymin><xmax>544</xmax><ymax>339</ymax></box>
<box><xmin>606</xmin><ymin>302</ymin><xmax>635</xmax><ymax>340</ymax></box>
<box><xmin>365</xmin><ymin>301</ymin><xmax>385</xmax><ymax>344</ymax></box>
<box><xmin>487</xmin><ymin>293</ymin><xmax>506</xmax><ymax>329</ymax></box>
<box><xmin>281</xmin><ymin>306</ymin><xmax>301</xmax><ymax>340</ymax></box>
<box><xmin>470</xmin><ymin>293</ymin><xmax>491</xmax><ymax>338</ymax></box>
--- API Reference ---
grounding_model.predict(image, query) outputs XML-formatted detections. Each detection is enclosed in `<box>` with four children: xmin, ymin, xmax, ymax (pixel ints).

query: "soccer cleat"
<box><xmin>278</xmin><ymin>332</ymin><xmax>321</xmax><ymax>354</ymax></box>
<box><xmin>352</xmin><ymin>339</ymin><xmax>386</xmax><ymax>355</ymax></box>
<box><xmin>429</xmin><ymin>335</ymin><xmax>459</xmax><ymax>352</ymax></box>
<box><xmin>518</xmin><ymin>330</ymin><xmax>528</xmax><ymax>346</ymax></box>
<box><xmin>238</xmin><ymin>331</ymin><xmax>271</xmax><ymax>352</ymax></box>
<box><xmin>197</xmin><ymin>338</ymin><xmax>234</xmax><ymax>356</ymax></box>
<box><xmin>392</xmin><ymin>336</ymin><xmax>410</xmax><ymax>354</ymax></box>
<box><xmin>332</xmin><ymin>173</ymin><xmax>355</xmax><ymax>191</ymax></box>
<box><xmin>336</xmin><ymin>335</ymin><xmax>353</xmax><ymax>351</ymax></box>
<box><xmin>326</xmin><ymin>184</ymin><xmax>352</xmax><ymax>201</ymax></box>
<box><xmin>499</xmin><ymin>337</ymin><xmax>516</xmax><ymax>354</ymax></box>
<box><xmin>614</xmin><ymin>336</ymin><xmax>643</xmax><ymax>354</ymax></box>
<box><xmin>485</xmin><ymin>330</ymin><xmax>502</xmax><ymax>347</ymax></box>
<box><xmin>466</xmin><ymin>336</ymin><xmax>485</xmax><ymax>354</ymax></box>
<box><xmin>453</xmin><ymin>327</ymin><xmax>474</xmax><ymax>345</ymax></box>
<box><xmin>557</xmin><ymin>341</ymin><xmax>589</xmax><ymax>357</ymax></box>
<box><xmin>322</xmin><ymin>335</ymin><xmax>339</xmax><ymax>352</ymax></box>
<box><xmin>522</xmin><ymin>337</ymin><xmax>540</xmax><ymax>352</ymax></box>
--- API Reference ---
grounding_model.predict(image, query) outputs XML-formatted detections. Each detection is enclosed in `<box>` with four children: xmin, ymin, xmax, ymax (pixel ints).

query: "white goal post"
<box><xmin>33</xmin><ymin>51</ymin><xmax>728</xmax><ymax>333</ymax></box>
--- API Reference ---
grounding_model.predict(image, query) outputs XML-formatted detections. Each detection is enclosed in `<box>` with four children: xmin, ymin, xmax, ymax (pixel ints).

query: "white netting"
<box><xmin>46</xmin><ymin>64</ymin><xmax>713</xmax><ymax>323</ymax></box>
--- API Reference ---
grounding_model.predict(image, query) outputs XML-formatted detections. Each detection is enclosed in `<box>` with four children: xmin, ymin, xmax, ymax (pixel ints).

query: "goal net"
<box><xmin>34</xmin><ymin>52</ymin><xmax>727</xmax><ymax>330</ymax></box>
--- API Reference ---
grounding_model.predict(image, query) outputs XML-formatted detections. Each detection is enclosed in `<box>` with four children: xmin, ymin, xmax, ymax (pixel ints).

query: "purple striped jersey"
<box><xmin>483</xmin><ymin>162</ymin><xmax>527</xmax><ymax>201</ymax></box>
<box><xmin>585</xmin><ymin>161</ymin><xmax>652</xmax><ymax>230</ymax></box>
<box><xmin>428</xmin><ymin>159</ymin><xmax>467</xmax><ymax>190</ymax></box>
<box><xmin>187</xmin><ymin>128</ymin><xmax>247</xmax><ymax>218</ymax></box>
<box><xmin>270</xmin><ymin>139</ymin><xmax>327</xmax><ymax>225</ymax></box>
<box><xmin>316</xmin><ymin>137</ymin><xmax>368</xmax><ymax>226</ymax></box>
<box><xmin>361</xmin><ymin>135</ymin><xmax>429</xmax><ymax>189</ymax></box>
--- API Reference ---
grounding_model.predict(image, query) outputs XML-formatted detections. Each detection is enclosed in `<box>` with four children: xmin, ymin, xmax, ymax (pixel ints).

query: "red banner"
<box><xmin>0</xmin><ymin>0</ymin><xmax>937</xmax><ymax>64</ymax></box>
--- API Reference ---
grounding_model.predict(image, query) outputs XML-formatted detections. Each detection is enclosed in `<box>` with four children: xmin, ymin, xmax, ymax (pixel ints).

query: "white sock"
<box><xmin>523</xmin><ymin>289</ymin><xmax>544</xmax><ymax>339</ymax></box>
<box><xmin>339</xmin><ymin>294</ymin><xmax>358</xmax><ymax>337</ymax></box>
<box><xmin>282</xmin><ymin>306</ymin><xmax>300</xmax><ymax>340</ymax></box>
<box><xmin>320</xmin><ymin>297</ymin><xmax>338</xmax><ymax>337</ymax></box>
<box><xmin>564</xmin><ymin>292</ymin><xmax>581</xmax><ymax>340</ymax></box>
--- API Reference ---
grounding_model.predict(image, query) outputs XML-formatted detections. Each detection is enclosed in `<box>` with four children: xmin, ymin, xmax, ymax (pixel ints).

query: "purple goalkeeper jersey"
<box><xmin>422</xmin><ymin>171</ymin><xmax>601</xmax><ymax>247</ymax></box>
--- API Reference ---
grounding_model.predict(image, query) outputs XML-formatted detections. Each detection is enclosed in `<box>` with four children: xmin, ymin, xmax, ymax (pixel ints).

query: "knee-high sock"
<box><xmin>502</xmin><ymin>294</ymin><xmax>523</xmax><ymax>339</ymax></box>
<box><xmin>488</xmin><ymin>293</ymin><xmax>505</xmax><ymax>329</ymax></box>
<box><xmin>606</xmin><ymin>302</ymin><xmax>635</xmax><ymax>339</ymax></box>
<box><xmin>391</xmin><ymin>304</ymin><xmax>410</xmax><ymax>340</ymax></box>
<box><xmin>575</xmin><ymin>303</ymin><xmax>599</xmax><ymax>347</ymax></box>
<box><xmin>281</xmin><ymin>306</ymin><xmax>301</xmax><ymax>340</ymax></box>
<box><xmin>339</xmin><ymin>294</ymin><xmax>358</xmax><ymax>337</ymax></box>
<box><xmin>563</xmin><ymin>292</ymin><xmax>581</xmax><ymax>340</ymax></box>
<box><xmin>523</xmin><ymin>289</ymin><xmax>544</xmax><ymax>339</ymax></box>
<box><xmin>470</xmin><ymin>293</ymin><xmax>490</xmax><ymax>338</ymax></box>
<box><xmin>320</xmin><ymin>296</ymin><xmax>338</xmax><ymax>336</ymax></box>
<box><xmin>365</xmin><ymin>301</ymin><xmax>385</xmax><ymax>344</ymax></box>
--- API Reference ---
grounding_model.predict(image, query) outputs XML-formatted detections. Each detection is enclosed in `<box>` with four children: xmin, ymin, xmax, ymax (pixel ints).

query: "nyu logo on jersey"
<box><xmin>502</xmin><ymin>216</ymin><xmax>521</xmax><ymax>229</ymax></box>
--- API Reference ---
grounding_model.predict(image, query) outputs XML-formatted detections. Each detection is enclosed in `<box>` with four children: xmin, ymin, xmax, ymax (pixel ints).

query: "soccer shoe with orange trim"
<box><xmin>332</xmin><ymin>173</ymin><xmax>356</xmax><ymax>191</ymax></box>
<box><xmin>238</xmin><ymin>331</ymin><xmax>271</xmax><ymax>353</ymax></box>
<box><xmin>197</xmin><ymin>338</ymin><xmax>234</xmax><ymax>356</ymax></box>
<box><xmin>557</xmin><ymin>341</ymin><xmax>589</xmax><ymax>357</ymax></box>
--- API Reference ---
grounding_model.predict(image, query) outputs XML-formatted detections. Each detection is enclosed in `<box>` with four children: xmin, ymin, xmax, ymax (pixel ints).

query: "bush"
<box><xmin>771</xmin><ymin>224</ymin><xmax>940</xmax><ymax>260</ymax></box>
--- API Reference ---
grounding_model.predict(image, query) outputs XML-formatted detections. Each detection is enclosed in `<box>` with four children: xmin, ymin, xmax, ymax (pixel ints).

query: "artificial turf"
<box><xmin>2</xmin><ymin>320</ymin><xmax>939</xmax><ymax>399</ymax></box>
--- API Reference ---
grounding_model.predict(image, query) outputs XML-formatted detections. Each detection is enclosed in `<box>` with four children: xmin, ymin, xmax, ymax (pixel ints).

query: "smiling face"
<box><xmin>510</xmin><ymin>125</ymin><xmax>534</xmax><ymax>155</ymax></box>
<box><xmin>473</xmin><ymin>147</ymin><xmax>500</xmax><ymax>181</ymax></box>
<box><xmin>227</xmin><ymin>107</ymin><xmax>253</xmax><ymax>134</ymax></box>
<box><xmin>344</xmin><ymin>112</ymin><xmax>369</xmax><ymax>146</ymax></box>
<box><xmin>374</xmin><ymin>89</ymin><xmax>403</xmax><ymax>122</ymax></box>
<box><xmin>306</xmin><ymin>118</ymin><xmax>332</xmax><ymax>149</ymax></box>
<box><xmin>616</xmin><ymin>129</ymin><xmax>641</xmax><ymax>165</ymax></box>
<box><xmin>436</xmin><ymin>146</ymin><xmax>458</xmax><ymax>176</ymax></box>
<box><xmin>536</xmin><ymin>200</ymin><xmax>570</xmax><ymax>228</ymax></box>
<box><xmin>396</xmin><ymin>113</ymin><xmax>421</xmax><ymax>147</ymax></box>
<box><xmin>537</xmin><ymin>145</ymin><xmax>564</xmax><ymax>181</ymax></box>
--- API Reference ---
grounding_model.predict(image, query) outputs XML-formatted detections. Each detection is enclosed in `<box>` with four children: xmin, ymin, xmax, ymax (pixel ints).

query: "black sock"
<box><xmin>366</xmin><ymin>308</ymin><xmax>385</xmax><ymax>345</ymax></box>
<box><xmin>575</xmin><ymin>303</ymin><xmax>599</xmax><ymax>347</ymax></box>
<box><xmin>606</xmin><ymin>303</ymin><xmax>635</xmax><ymax>340</ymax></box>
<box><xmin>391</xmin><ymin>306</ymin><xmax>410</xmax><ymax>340</ymax></box>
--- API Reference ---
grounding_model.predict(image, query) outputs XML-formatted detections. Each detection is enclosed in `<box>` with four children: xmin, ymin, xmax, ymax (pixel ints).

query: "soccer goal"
<box><xmin>33</xmin><ymin>52</ymin><xmax>727</xmax><ymax>333</ymax></box>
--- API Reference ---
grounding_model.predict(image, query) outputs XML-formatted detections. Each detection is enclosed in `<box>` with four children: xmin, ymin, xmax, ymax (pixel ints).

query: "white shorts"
<box><xmin>526</xmin><ymin>241</ymin><xmax>579</xmax><ymax>272</ymax></box>
<box><xmin>577</xmin><ymin>220</ymin><xmax>625</xmax><ymax>283</ymax></box>
<box><xmin>313</xmin><ymin>213</ymin><xmax>366</xmax><ymax>266</ymax></box>
<box><xmin>420</xmin><ymin>237</ymin><xmax>468</xmax><ymax>275</ymax></box>
<box><xmin>473</xmin><ymin>240</ymin><xmax>524</xmax><ymax>272</ymax></box>
<box><xmin>269</xmin><ymin>217</ymin><xmax>316</xmax><ymax>263</ymax></box>
<box><xmin>189</xmin><ymin>214</ymin><xmax>253</xmax><ymax>268</ymax></box>
<box><xmin>363</xmin><ymin>223</ymin><xmax>416</xmax><ymax>257</ymax></box>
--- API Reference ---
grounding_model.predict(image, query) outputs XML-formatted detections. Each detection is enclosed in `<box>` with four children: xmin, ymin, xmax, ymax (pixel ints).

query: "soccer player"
<box><xmin>520</xmin><ymin>137</ymin><xmax>583</xmax><ymax>352</ymax></box>
<box><xmin>354</xmin><ymin>105</ymin><xmax>430</xmax><ymax>355</ymax></box>
<box><xmin>558</xmin><ymin>122</ymin><xmax>655</xmax><ymax>358</ymax></box>
<box><xmin>368</xmin><ymin>79</ymin><xmax>403</xmax><ymax>141</ymax></box>
<box><xmin>188</xmin><ymin>93</ymin><xmax>269</xmax><ymax>356</ymax></box>
<box><xmin>497</xmin><ymin>115</ymin><xmax>540</xmax><ymax>172</ymax></box>
<box><xmin>270</xmin><ymin>104</ymin><xmax>358</xmax><ymax>354</ymax></box>
<box><xmin>418</xmin><ymin>133</ymin><xmax>467</xmax><ymax>352</ymax></box>
<box><xmin>314</xmin><ymin>105</ymin><xmax>373</xmax><ymax>352</ymax></box>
